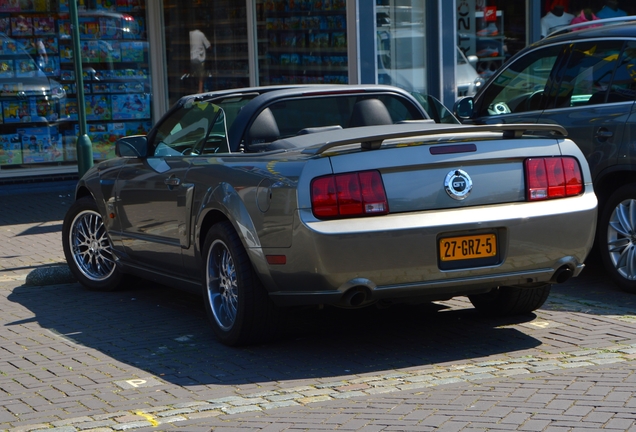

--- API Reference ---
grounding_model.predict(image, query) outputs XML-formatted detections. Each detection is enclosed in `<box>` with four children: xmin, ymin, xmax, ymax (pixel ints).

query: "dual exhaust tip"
<box><xmin>340</xmin><ymin>266</ymin><xmax>574</xmax><ymax>308</ymax></box>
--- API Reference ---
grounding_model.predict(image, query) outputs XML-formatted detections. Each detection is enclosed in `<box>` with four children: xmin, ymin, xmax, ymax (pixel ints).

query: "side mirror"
<box><xmin>467</xmin><ymin>55</ymin><xmax>478</xmax><ymax>67</ymax></box>
<box><xmin>116</xmin><ymin>135</ymin><xmax>148</xmax><ymax>157</ymax></box>
<box><xmin>453</xmin><ymin>97</ymin><xmax>474</xmax><ymax>120</ymax></box>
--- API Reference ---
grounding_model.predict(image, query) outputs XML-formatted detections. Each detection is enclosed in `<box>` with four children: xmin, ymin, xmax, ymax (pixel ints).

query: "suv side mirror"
<box><xmin>454</xmin><ymin>97</ymin><xmax>475</xmax><ymax>120</ymax></box>
<box><xmin>116</xmin><ymin>136</ymin><xmax>148</xmax><ymax>157</ymax></box>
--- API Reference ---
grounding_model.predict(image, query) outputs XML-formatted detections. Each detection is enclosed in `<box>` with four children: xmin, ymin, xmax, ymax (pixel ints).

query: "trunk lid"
<box><xmin>307</xmin><ymin>124</ymin><xmax>566</xmax><ymax>213</ymax></box>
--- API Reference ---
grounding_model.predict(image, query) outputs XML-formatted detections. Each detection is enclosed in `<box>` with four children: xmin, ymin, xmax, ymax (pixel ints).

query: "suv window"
<box><xmin>548</xmin><ymin>40</ymin><xmax>623</xmax><ymax>109</ymax></box>
<box><xmin>608</xmin><ymin>41</ymin><xmax>636</xmax><ymax>103</ymax></box>
<box><xmin>477</xmin><ymin>45</ymin><xmax>562</xmax><ymax>116</ymax></box>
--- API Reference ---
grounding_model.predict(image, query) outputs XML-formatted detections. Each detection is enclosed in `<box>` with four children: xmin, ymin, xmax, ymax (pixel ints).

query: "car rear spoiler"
<box><xmin>305</xmin><ymin>123</ymin><xmax>568</xmax><ymax>155</ymax></box>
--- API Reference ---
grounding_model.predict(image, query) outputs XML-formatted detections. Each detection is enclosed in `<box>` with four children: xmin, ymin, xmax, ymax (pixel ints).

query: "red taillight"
<box><xmin>525</xmin><ymin>157</ymin><xmax>583</xmax><ymax>201</ymax></box>
<box><xmin>311</xmin><ymin>170</ymin><xmax>389</xmax><ymax>218</ymax></box>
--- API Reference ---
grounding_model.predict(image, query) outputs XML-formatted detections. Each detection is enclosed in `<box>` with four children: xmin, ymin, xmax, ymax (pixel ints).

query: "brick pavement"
<box><xmin>0</xmin><ymin>182</ymin><xmax>636</xmax><ymax>431</ymax></box>
<box><xmin>0</xmin><ymin>181</ymin><xmax>75</xmax><ymax>283</ymax></box>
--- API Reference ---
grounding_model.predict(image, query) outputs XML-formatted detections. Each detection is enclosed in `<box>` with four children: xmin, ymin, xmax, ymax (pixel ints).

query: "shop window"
<box><xmin>376</xmin><ymin>2</ymin><xmax>426</xmax><ymax>94</ymax></box>
<box><xmin>0</xmin><ymin>0</ymin><xmax>150</xmax><ymax>174</ymax></box>
<box><xmin>163</xmin><ymin>0</ymin><xmax>249</xmax><ymax>107</ymax></box>
<box><xmin>256</xmin><ymin>0</ymin><xmax>348</xmax><ymax>86</ymax></box>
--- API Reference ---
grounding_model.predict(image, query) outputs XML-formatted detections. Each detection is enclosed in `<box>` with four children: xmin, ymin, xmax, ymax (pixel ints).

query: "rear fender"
<box><xmin>195</xmin><ymin>182</ymin><xmax>271</xmax><ymax>281</ymax></box>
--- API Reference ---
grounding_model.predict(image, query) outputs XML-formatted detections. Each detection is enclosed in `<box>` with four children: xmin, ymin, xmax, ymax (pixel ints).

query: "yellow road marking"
<box><xmin>134</xmin><ymin>411</ymin><xmax>159</xmax><ymax>427</ymax></box>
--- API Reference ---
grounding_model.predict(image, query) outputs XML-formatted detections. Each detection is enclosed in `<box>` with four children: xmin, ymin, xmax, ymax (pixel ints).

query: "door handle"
<box><xmin>595</xmin><ymin>128</ymin><xmax>613</xmax><ymax>139</ymax></box>
<box><xmin>164</xmin><ymin>176</ymin><xmax>180</xmax><ymax>187</ymax></box>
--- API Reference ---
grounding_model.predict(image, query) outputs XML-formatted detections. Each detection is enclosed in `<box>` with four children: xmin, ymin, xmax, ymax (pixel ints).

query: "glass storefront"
<box><xmin>376</xmin><ymin>1</ymin><xmax>426</xmax><ymax>94</ymax></box>
<box><xmin>457</xmin><ymin>0</ymin><xmax>526</xmax><ymax>86</ymax></box>
<box><xmin>256</xmin><ymin>0</ymin><xmax>348</xmax><ymax>86</ymax></box>
<box><xmin>0</xmin><ymin>0</ymin><xmax>150</xmax><ymax>178</ymax></box>
<box><xmin>1</xmin><ymin>0</ymin><xmax>559</xmax><ymax>182</ymax></box>
<box><xmin>163</xmin><ymin>0</ymin><xmax>249</xmax><ymax>107</ymax></box>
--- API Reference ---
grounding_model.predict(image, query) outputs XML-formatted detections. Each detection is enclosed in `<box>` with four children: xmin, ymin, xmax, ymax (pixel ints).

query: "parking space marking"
<box><xmin>115</xmin><ymin>377</ymin><xmax>164</xmax><ymax>389</ymax></box>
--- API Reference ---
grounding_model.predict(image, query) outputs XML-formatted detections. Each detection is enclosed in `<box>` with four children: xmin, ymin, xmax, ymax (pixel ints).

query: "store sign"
<box><xmin>457</xmin><ymin>0</ymin><xmax>476</xmax><ymax>57</ymax></box>
<box><xmin>484</xmin><ymin>6</ymin><xmax>497</xmax><ymax>22</ymax></box>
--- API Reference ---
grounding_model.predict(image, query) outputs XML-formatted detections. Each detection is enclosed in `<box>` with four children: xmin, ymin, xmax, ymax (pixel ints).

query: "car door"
<box><xmin>616</xmin><ymin>41</ymin><xmax>636</xmax><ymax>172</ymax></box>
<box><xmin>114</xmin><ymin>101</ymin><xmax>225</xmax><ymax>276</ymax></box>
<box><xmin>536</xmin><ymin>40</ymin><xmax>632</xmax><ymax>179</ymax></box>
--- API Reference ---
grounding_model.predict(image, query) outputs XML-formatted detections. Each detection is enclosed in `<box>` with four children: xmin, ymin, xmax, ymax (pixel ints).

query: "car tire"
<box><xmin>202</xmin><ymin>220</ymin><xmax>279</xmax><ymax>346</ymax></box>
<box><xmin>598</xmin><ymin>184</ymin><xmax>636</xmax><ymax>293</ymax></box>
<box><xmin>468</xmin><ymin>284</ymin><xmax>551</xmax><ymax>316</ymax></box>
<box><xmin>62</xmin><ymin>196</ymin><xmax>123</xmax><ymax>291</ymax></box>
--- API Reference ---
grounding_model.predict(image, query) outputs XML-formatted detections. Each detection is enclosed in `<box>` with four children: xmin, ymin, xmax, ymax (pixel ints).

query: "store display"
<box><xmin>474</xmin><ymin>10</ymin><xmax>505</xmax><ymax>79</ymax></box>
<box><xmin>0</xmin><ymin>133</ymin><xmax>21</xmax><ymax>165</ymax></box>
<box><xmin>258</xmin><ymin>0</ymin><xmax>348</xmax><ymax>85</ymax></box>
<box><xmin>0</xmin><ymin>0</ymin><xmax>149</xmax><ymax>170</ymax></box>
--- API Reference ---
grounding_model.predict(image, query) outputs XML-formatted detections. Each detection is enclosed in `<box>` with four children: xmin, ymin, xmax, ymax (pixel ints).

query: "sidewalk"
<box><xmin>1</xmin><ymin>182</ymin><xmax>636</xmax><ymax>431</ymax></box>
<box><xmin>0</xmin><ymin>181</ymin><xmax>76</xmax><ymax>285</ymax></box>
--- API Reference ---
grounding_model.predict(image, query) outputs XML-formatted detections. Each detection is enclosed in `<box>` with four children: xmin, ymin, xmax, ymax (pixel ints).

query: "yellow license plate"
<box><xmin>439</xmin><ymin>234</ymin><xmax>497</xmax><ymax>261</ymax></box>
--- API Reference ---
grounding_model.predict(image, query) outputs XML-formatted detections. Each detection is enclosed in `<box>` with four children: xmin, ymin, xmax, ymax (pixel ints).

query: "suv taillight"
<box><xmin>311</xmin><ymin>170</ymin><xmax>389</xmax><ymax>218</ymax></box>
<box><xmin>525</xmin><ymin>157</ymin><xmax>583</xmax><ymax>201</ymax></box>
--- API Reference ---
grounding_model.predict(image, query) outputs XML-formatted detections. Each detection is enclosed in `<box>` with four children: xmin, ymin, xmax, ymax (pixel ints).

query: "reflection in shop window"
<box><xmin>0</xmin><ymin>2</ymin><xmax>150</xmax><ymax>174</ymax></box>
<box><xmin>256</xmin><ymin>0</ymin><xmax>348</xmax><ymax>87</ymax></box>
<box><xmin>163</xmin><ymin>1</ymin><xmax>249</xmax><ymax>105</ymax></box>
<box><xmin>376</xmin><ymin>1</ymin><xmax>426</xmax><ymax>94</ymax></box>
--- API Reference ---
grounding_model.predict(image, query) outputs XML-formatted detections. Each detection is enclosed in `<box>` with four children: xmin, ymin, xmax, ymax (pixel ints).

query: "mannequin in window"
<box><xmin>189</xmin><ymin>27</ymin><xmax>211</xmax><ymax>93</ymax></box>
<box><xmin>570</xmin><ymin>8</ymin><xmax>601</xmax><ymax>30</ymax></box>
<box><xmin>541</xmin><ymin>0</ymin><xmax>574</xmax><ymax>37</ymax></box>
<box><xmin>596</xmin><ymin>0</ymin><xmax>627</xmax><ymax>19</ymax></box>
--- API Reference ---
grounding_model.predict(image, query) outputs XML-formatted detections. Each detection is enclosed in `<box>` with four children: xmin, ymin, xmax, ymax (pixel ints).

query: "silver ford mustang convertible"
<box><xmin>62</xmin><ymin>85</ymin><xmax>597</xmax><ymax>346</ymax></box>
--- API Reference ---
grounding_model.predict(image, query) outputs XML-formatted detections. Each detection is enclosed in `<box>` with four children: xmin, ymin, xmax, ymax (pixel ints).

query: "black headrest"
<box><xmin>348</xmin><ymin>99</ymin><xmax>393</xmax><ymax>128</ymax></box>
<box><xmin>246</xmin><ymin>108</ymin><xmax>280</xmax><ymax>146</ymax></box>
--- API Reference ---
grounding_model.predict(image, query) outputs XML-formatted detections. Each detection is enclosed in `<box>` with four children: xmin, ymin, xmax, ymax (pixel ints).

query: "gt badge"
<box><xmin>444</xmin><ymin>169</ymin><xmax>472</xmax><ymax>200</ymax></box>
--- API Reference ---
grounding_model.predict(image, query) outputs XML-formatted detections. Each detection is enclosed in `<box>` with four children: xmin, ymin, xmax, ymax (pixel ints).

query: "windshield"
<box><xmin>207</xmin><ymin>93</ymin><xmax>258</xmax><ymax>131</ymax></box>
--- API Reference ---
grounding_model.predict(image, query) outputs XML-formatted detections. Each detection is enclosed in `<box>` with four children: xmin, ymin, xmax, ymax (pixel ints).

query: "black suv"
<box><xmin>454</xmin><ymin>17</ymin><xmax>636</xmax><ymax>294</ymax></box>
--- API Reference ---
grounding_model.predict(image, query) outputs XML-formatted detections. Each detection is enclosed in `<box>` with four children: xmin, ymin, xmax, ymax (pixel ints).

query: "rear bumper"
<box><xmin>256</xmin><ymin>191</ymin><xmax>597</xmax><ymax>307</ymax></box>
<box><xmin>268</xmin><ymin>260</ymin><xmax>586</xmax><ymax>307</ymax></box>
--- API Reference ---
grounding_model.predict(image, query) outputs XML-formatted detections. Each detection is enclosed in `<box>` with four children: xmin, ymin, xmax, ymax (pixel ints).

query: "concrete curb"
<box><xmin>24</xmin><ymin>264</ymin><xmax>76</xmax><ymax>286</ymax></box>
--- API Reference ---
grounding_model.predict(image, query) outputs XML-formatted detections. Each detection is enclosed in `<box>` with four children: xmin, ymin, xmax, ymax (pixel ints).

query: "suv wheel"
<box><xmin>598</xmin><ymin>184</ymin><xmax>636</xmax><ymax>293</ymax></box>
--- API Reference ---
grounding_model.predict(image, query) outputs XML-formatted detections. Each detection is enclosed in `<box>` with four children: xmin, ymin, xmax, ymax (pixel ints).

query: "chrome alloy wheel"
<box><xmin>607</xmin><ymin>198</ymin><xmax>636</xmax><ymax>281</ymax></box>
<box><xmin>206</xmin><ymin>239</ymin><xmax>238</xmax><ymax>331</ymax></box>
<box><xmin>69</xmin><ymin>209</ymin><xmax>116</xmax><ymax>281</ymax></box>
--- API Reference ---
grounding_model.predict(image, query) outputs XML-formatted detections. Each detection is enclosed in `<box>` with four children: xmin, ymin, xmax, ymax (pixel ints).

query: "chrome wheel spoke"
<box><xmin>207</xmin><ymin>240</ymin><xmax>238</xmax><ymax>331</ymax></box>
<box><xmin>70</xmin><ymin>210</ymin><xmax>116</xmax><ymax>281</ymax></box>
<box><xmin>616</xmin><ymin>202</ymin><xmax>634</xmax><ymax>236</ymax></box>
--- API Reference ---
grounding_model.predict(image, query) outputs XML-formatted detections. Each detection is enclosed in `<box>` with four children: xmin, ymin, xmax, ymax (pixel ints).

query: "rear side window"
<box><xmin>549</xmin><ymin>40</ymin><xmax>623</xmax><ymax>108</ymax></box>
<box><xmin>271</xmin><ymin>96</ymin><xmax>352</xmax><ymax>137</ymax></box>
<box><xmin>608</xmin><ymin>41</ymin><xmax>636</xmax><ymax>103</ymax></box>
<box><xmin>269</xmin><ymin>94</ymin><xmax>422</xmax><ymax>136</ymax></box>
<box><xmin>244</xmin><ymin>94</ymin><xmax>423</xmax><ymax>149</ymax></box>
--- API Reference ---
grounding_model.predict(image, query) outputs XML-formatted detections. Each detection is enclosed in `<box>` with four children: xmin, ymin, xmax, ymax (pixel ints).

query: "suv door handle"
<box><xmin>595</xmin><ymin>128</ymin><xmax>613</xmax><ymax>139</ymax></box>
<box><xmin>164</xmin><ymin>176</ymin><xmax>180</xmax><ymax>187</ymax></box>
